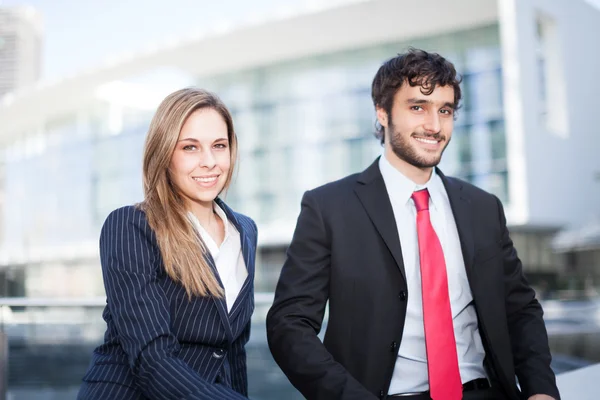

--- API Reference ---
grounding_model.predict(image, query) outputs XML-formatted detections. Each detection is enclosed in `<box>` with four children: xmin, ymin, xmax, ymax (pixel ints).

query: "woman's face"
<box><xmin>168</xmin><ymin>108</ymin><xmax>231</xmax><ymax>212</ymax></box>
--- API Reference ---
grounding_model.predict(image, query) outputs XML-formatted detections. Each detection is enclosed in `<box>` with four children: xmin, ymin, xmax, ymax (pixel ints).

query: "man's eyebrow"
<box><xmin>406</xmin><ymin>98</ymin><xmax>456</xmax><ymax>109</ymax></box>
<box><xmin>406</xmin><ymin>98</ymin><xmax>430</xmax><ymax>105</ymax></box>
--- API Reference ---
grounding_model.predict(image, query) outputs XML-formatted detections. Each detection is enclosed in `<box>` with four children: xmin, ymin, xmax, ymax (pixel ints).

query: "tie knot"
<box><xmin>412</xmin><ymin>189</ymin><xmax>430</xmax><ymax>211</ymax></box>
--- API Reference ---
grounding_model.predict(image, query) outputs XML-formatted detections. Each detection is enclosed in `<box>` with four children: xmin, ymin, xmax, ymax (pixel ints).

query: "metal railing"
<box><xmin>0</xmin><ymin>295</ymin><xmax>597</xmax><ymax>400</ymax></box>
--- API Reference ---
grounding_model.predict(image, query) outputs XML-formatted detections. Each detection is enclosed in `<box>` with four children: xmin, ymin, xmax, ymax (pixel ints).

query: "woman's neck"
<box><xmin>190</xmin><ymin>201</ymin><xmax>217</xmax><ymax>228</ymax></box>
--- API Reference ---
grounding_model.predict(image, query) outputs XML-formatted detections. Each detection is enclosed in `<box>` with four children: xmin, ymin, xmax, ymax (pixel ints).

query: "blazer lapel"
<box><xmin>228</xmin><ymin>233</ymin><xmax>254</xmax><ymax>322</ymax></box>
<box><xmin>215</xmin><ymin>199</ymin><xmax>255</xmax><ymax>323</ymax></box>
<box><xmin>204</xmin><ymin>251</ymin><xmax>235</xmax><ymax>341</ymax></box>
<box><xmin>354</xmin><ymin>158</ymin><xmax>407</xmax><ymax>282</ymax></box>
<box><xmin>438</xmin><ymin>169</ymin><xmax>475</xmax><ymax>280</ymax></box>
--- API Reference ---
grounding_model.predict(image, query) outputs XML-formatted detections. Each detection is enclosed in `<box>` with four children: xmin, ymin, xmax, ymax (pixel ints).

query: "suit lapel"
<box><xmin>228</xmin><ymin>233</ymin><xmax>254</xmax><ymax>322</ymax></box>
<box><xmin>215</xmin><ymin>199</ymin><xmax>255</xmax><ymax>324</ymax></box>
<box><xmin>438</xmin><ymin>169</ymin><xmax>475</xmax><ymax>279</ymax></box>
<box><xmin>204</xmin><ymin>251</ymin><xmax>234</xmax><ymax>341</ymax></box>
<box><xmin>354</xmin><ymin>158</ymin><xmax>407</xmax><ymax>282</ymax></box>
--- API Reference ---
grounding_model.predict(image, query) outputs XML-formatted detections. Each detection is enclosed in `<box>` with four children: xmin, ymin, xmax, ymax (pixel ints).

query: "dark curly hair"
<box><xmin>371</xmin><ymin>48</ymin><xmax>462</xmax><ymax>144</ymax></box>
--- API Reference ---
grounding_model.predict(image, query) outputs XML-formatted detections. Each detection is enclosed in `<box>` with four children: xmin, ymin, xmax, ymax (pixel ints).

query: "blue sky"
<box><xmin>1</xmin><ymin>0</ymin><xmax>308</xmax><ymax>80</ymax></box>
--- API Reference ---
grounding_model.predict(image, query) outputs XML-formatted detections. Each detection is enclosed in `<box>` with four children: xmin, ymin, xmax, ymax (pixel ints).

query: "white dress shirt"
<box><xmin>379</xmin><ymin>154</ymin><xmax>487</xmax><ymax>394</ymax></box>
<box><xmin>188</xmin><ymin>203</ymin><xmax>248</xmax><ymax>312</ymax></box>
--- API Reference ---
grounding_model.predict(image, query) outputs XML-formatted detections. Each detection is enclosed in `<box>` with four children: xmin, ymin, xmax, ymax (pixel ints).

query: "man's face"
<box><xmin>377</xmin><ymin>82</ymin><xmax>455</xmax><ymax>169</ymax></box>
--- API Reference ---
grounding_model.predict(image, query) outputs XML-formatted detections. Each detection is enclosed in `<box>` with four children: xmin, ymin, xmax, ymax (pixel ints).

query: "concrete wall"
<box><xmin>499</xmin><ymin>0</ymin><xmax>600</xmax><ymax>227</ymax></box>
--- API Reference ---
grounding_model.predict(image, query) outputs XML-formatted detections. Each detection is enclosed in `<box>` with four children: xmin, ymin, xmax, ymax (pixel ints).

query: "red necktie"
<box><xmin>412</xmin><ymin>189</ymin><xmax>462</xmax><ymax>400</ymax></box>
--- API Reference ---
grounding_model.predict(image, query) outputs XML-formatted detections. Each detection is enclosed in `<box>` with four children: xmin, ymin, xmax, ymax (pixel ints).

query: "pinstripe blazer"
<box><xmin>78</xmin><ymin>199</ymin><xmax>257</xmax><ymax>400</ymax></box>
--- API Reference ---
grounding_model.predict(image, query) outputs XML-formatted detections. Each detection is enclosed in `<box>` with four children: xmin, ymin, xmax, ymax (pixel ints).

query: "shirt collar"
<box><xmin>379</xmin><ymin>152</ymin><xmax>446</xmax><ymax>211</ymax></box>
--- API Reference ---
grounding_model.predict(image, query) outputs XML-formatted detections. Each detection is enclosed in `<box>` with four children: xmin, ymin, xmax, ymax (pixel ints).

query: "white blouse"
<box><xmin>188</xmin><ymin>204</ymin><xmax>248</xmax><ymax>312</ymax></box>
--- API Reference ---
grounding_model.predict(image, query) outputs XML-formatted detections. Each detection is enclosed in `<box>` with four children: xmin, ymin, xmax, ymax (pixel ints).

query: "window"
<box><xmin>536</xmin><ymin>11</ymin><xmax>568</xmax><ymax>137</ymax></box>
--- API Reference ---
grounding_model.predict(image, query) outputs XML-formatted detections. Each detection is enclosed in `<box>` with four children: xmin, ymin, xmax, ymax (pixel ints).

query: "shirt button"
<box><xmin>398</xmin><ymin>291</ymin><xmax>407</xmax><ymax>301</ymax></box>
<box><xmin>390</xmin><ymin>341</ymin><xmax>398</xmax><ymax>352</ymax></box>
<box><xmin>212</xmin><ymin>349</ymin><xmax>225</xmax><ymax>359</ymax></box>
<box><xmin>379</xmin><ymin>390</ymin><xmax>385</xmax><ymax>399</ymax></box>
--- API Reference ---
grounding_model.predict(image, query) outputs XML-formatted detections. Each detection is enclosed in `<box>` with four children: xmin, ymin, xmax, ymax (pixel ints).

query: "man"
<box><xmin>266</xmin><ymin>49</ymin><xmax>560</xmax><ymax>400</ymax></box>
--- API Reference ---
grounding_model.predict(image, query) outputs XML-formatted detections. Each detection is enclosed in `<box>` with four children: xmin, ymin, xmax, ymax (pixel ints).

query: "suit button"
<box><xmin>379</xmin><ymin>390</ymin><xmax>384</xmax><ymax>399</ymax></box>
<box><xmin>390</xmin><ymin>341</ymin><xmax>398</xmax><ymax>352</ymax></box>
<box><xmin>398</xmin><ymin>291</ymin><xmax>407</xmax><ymax>301</ymax></box>
<box><xmin>212</xmin><ymin>349</ymin><xmax>225</xmax><ymax>359</ymax></box>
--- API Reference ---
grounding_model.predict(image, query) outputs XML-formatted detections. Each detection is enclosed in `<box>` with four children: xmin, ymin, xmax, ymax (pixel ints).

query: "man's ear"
<box><xmin>376</xmin><ymin>107</ymin><xmax>388</xmax><ymax>129</ymax></box>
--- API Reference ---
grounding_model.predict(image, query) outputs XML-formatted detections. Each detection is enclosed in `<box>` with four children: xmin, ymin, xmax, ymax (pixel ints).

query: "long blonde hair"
<box><xmin>140</xmin><ymin>88</ymin><xmax>238</xmax><ymax>299</ymax></box>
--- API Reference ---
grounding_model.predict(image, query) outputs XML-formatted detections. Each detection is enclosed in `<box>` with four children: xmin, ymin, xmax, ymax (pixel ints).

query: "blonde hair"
<box><xmin>140</xmin><ymin>88</ymin><xmax>238</xmax><ymax>299</ymax></box>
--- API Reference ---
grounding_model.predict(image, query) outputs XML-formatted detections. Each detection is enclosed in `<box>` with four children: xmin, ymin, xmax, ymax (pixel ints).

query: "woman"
<box><xmin>78</xmin><ymin>88</ymin><xmax>257</xmax><ymax>400</ymax></box>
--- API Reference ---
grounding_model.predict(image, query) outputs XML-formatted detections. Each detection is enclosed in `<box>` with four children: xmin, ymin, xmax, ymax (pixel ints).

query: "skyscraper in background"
<box><xmin>0</xmin><ymin>6</ymin><xmax>42</xmax><ymax>97</ymax></box>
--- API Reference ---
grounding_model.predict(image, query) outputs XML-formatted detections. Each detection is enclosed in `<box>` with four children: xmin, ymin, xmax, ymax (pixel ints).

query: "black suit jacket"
<box><xmin>79</xmin><ymin>199</ymin><xmax>257</xmax><ymax>400</ymax></box>
<box><xmin>266</xmin><ymin>158</ymin><xmax>560</xmax><ymax>400</ymax></box>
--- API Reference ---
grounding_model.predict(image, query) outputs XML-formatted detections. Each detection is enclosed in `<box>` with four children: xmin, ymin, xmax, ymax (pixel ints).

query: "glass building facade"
<box><xmin>0</xmin><ymin>24</ymin><xmax>506</xmax><ymax>296</ymax></box>
<box><xmin>4</xmin><ymin>21</ymin><xmax>595</xmax><ymax>400</ymax></box>
<box><xmin>208</xmin><ymin>25</ymin><xmax>507</xmax><ymax>227</ymax></box>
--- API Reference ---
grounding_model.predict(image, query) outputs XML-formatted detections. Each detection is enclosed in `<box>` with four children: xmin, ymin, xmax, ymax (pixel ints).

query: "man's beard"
<box><xmin>388</xmin><ymin>118</ymin><xmax>449</xmax><ymax>169</ymax></box>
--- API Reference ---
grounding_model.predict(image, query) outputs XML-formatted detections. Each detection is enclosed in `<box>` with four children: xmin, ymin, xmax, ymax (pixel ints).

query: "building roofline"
<box><xmin>0</xmin><ymin>0</ymin><xmax>498</xmax><ymax>143</ymax></box>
